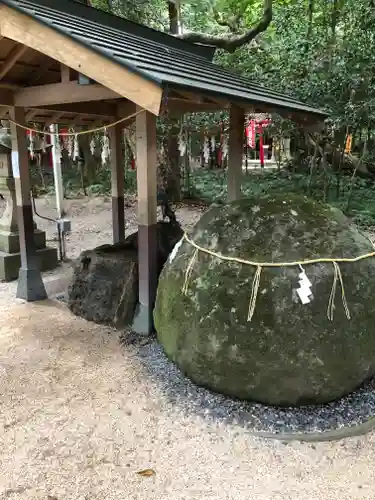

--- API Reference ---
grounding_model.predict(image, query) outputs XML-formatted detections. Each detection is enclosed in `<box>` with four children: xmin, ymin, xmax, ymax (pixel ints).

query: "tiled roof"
<box><xmin>1</xmin><ymin>0</ymin><xmax>327</xmax><ymax>119</ymax></box>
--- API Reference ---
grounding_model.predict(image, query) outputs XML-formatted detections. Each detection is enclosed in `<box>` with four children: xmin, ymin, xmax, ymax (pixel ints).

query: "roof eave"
<box><xmin>1</xmin><ymin>0</ymin><xmax>164</xmax><ymax>89</ymax></box>
<box><xmin>167</xmin><ymin>84</ymin><xmax>327</xmax><ymax>121</ymax></box>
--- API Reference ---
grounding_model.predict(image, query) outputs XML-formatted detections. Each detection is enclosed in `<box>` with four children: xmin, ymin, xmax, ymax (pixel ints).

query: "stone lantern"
<box><xmin>0</xmin><ymin>122</ymin><xmax>58</xmax><ymax>281</ymax></box>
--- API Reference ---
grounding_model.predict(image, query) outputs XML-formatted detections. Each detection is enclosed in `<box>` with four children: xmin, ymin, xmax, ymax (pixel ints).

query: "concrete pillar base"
<box><xmin>132</xmin><ymin>303</ymin><xmax>154</xmax><ymax>335</ymax></box>
<box><xmin>16</xmin><ymin>267</ymin><xmax>47</xmax><ymax>302</ymax></box>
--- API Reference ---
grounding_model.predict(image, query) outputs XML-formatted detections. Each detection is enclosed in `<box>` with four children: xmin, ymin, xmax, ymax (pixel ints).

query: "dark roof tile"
<box><xmin>1</xmin><ymin>0</ymin><xmax>327</xmax><ymax>119</ymax></box>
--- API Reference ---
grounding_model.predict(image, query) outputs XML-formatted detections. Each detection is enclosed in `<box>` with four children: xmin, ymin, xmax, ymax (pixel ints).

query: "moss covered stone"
<box><xmin>154</xmin><ymin>194</ymin><xmax>375</xmax><ymax>406</ymax></box>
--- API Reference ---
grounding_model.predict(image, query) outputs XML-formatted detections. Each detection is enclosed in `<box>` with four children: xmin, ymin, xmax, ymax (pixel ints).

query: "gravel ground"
<box><xmin>126</xmin><ymin>339</ymin><xmax>375</xmax><ymax>436</ymax></box>
<box><xmin>1</xmin><ymin>300</ymin><xmax>375</xmax><ymax>500</ymax></box>
<box><xmin>0</xmin><ymin>195</ymin><xmax>205</xmax><ymax>307</ymax></box>
<box><xmin>1</xmin><ymin>195</ymin><xmax>375</xmax><ymax>498</ymax></box>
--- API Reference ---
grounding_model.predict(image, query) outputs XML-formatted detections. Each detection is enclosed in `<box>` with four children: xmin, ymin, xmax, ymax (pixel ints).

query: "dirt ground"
<box><xmin>1</xmin><ymin>196</ymin><xmax>375</xmax><ymax>499</ymax></box>
<box><xmin>0</xmin><ymin>196</ymin><xmax>205</xmax><ymax>306</ymax></box>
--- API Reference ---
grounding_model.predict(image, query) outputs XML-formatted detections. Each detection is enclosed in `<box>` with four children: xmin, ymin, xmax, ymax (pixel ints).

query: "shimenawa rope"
<box><xmin>180</xmin><ymin>233</ymin><xmax>373</xmax><ymax>322</ymax></box>
<box><xmin>5</xmin><ymin>109</ymin><xmax>145</xmax><ymax>137</ymax></box>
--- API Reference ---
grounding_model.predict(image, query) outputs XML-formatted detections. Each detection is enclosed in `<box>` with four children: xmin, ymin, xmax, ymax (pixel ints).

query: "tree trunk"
<box><xmin>304</xmin><ymin>0</ymin><xmax>314</xmax><ymax>55</ymax></box>
<box><xmin>168</xmin><ymin>1</ymin><xmax>179</xmax><ymax>34</ymax></box>
<box><xmin>159</xmin><ymin>1</ymin><xmax>183</xmax><ymax>201</ymax></box>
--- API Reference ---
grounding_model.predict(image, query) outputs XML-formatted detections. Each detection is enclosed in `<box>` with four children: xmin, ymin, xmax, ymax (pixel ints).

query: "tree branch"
<box><xmin>212</xmin><ymin>8</ymin><xmax>241</xmax><ymax>34</ymax></box>
<box><xmin>177</xmin><ymin>0</ymin><xmax>272</xmax><ymax>53</ymax></box>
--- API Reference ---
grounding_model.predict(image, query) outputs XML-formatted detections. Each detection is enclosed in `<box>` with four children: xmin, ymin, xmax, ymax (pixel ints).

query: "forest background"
<box><xmin>39</xmin><ymin>0</ymin><xmax>375</xmax><ymax>229</ymax></box>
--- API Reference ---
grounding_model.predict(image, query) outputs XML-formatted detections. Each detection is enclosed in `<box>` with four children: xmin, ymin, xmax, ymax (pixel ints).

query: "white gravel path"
<box><xmin>0</xmin><ymin>300</ymin><xmax>375</xmax><ymax>499</ymax></box>
<box><xmin>0</xmin><ymin>196</ymin><xmax>375</xmax><ymax>499</ymax></box>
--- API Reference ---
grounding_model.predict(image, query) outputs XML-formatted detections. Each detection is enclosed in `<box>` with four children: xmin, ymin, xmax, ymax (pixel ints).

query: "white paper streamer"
<box><xmin>101</xmin><ymin>134</ymin><xmax>110</xmax><ymax>165</ymax></box>
<box><xmin>222</xmin><ymin>135</ymin><xmax>229</xmax><ymax>160</ymax></box>
<box><xmin>54</xmin><ymin>134</ymin><xmax>61</xmax><ymax>159</ymax></box>
<box><xmin>41</xmin><ymin>137</ymin><xmax>47</xmax><ymax>153</ymax></box>
<box><xmin>178</xmin><ymin>130</ymin><xmax>186</xmax><ymax>157</ymax></box>
<box><xmin>90</xmin><ymin>137</ymin><xmax>96</xmax><ymax>155</ymax></box>
<box><xmin>73</xmin><ymin>134</ymin><xmax>80</xmax><ymax>160</ymax></box>
<box><xmin>29</xmin><ymin>130</ymin><xmax>35</xmax><ymax>159</ymax></box>
<box><xmin>203</xmin><ymin>136</ymin><xmax>210</xmax><ymax>164</ymax></box>
<box><xmin>68</xmin><ymin>135</ymin><xmax>74</xmax><ymax>158</ymax></box>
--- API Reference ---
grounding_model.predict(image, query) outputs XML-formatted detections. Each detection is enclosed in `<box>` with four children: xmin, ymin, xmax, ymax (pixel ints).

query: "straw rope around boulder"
<box><xmin>179</xmin><ymin>232</ymin><xmax>375</xmax><ymax>323</ymax></box>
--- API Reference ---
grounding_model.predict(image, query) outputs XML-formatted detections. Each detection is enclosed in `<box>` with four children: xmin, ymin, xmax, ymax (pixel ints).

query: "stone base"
<box><xmin>132</xmin><ymin>302</ymin><xmax>154</xmax><ymax>335</ymax></box>
<box><xmin>0</xmin><ymin>246</ymin><xmax>58</xmax><ymax>282</ymax></box>
<box><xmin>0</xmin><ymin>229</ymin><xmax>46</xmax><ymax>254</ymax></box>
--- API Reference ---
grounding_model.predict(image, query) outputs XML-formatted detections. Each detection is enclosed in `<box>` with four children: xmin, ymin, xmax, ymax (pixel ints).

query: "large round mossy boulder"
<box><xmin>154</xmin><ymin>194</ymin><xmax>375</xmax><ymax>406</ymax></box>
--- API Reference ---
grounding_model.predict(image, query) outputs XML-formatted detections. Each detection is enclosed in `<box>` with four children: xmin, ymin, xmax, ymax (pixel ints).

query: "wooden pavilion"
<box><xmin>0</xmin><ymin>0</ymin><xmax>326</xmax><ymax>333</ymax></box>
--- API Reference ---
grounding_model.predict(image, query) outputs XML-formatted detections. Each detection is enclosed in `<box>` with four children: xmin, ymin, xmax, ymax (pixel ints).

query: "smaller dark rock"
<box><xmin>68</xmin><ymin>220</ymin><xmax>183</xmax><ymax>329</ymax></box>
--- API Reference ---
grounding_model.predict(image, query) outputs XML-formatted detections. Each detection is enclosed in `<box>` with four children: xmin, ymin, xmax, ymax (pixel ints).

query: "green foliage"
<box><xmin>185</xmin><ymin>169</ymin><xmax>375</xmax><ymax>229</ymax></box>
<box><xmin>51</xmin><ymin>0</ymin><xmax>375</xmax><ymax>233</ymax></box>
<box><xmin>89</xmin><ymin>0</ymin><xmax>375</xmax><ymax>137</ymax></box>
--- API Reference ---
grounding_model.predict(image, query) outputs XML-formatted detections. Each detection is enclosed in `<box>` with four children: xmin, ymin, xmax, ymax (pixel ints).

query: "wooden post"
<box><xmin>132</xmin><ymin>109</ymin><xmax>157</xmax><ymax>335</ymax></box>
<box><xmin>50</xmin><ymin>124</ymin><xmax>64</xmax><ymax>219</ymax></box>
<box><xmin>227</xmin><ymin>106</ymin><xmax>245</xmax><ymax>202</ymax></box>
<box><xmin>9</xmin><ymin>106</ymin><xmax>47</xmax><ymax>300</ymax></box>
<box><xmin>109</xmin><ymin>123</ymin><xmax>125</xmax><ymax>243</ymax></box>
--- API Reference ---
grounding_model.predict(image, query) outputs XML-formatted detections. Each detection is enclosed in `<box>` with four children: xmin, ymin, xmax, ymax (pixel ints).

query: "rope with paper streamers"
<box><xmin>180</xmin><ymin>232</ymin><xmax>375</xmax><ymax>322</ymax></box>
<box><xmin>5</xmin><ymin>109</ymin><xmax>145</xmax><ymax>137</ymax></box>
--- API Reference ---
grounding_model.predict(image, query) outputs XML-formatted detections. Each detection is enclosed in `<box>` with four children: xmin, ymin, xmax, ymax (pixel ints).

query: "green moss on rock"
<box><xmin>154</xmin><ymin>194</ymin><xmax>375</xmax><ymax>406</ymax></box>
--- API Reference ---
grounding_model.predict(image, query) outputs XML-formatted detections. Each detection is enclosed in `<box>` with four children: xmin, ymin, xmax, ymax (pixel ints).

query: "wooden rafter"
<box><xmin>0</xmin><ymin>5</ymin><xmax>163</xmax><ymax>115</ymax></box>
<box><xmin>2</xmin><ymin>100</ymin><xmax>137</xmax><ymax>127</ymax></box>
<box><xmin>169</xmin><ymin>98</ymin><xmax>224</xmax><ymax>114</ymax></box>
<box><xmin>28</xmin><ymin>60</ymin><xmax>54</xmax><ymax>86</ymax></box>
<box><xmin>0</xmin><ymin>43</ymin><xmax>28</xmax><ymax>81</ymax></box>
<box><xmin>44</xmin><ymin>112</ymin><xmax>64</xmax><ymax>128</ymax></box>
<box><xmin>204</xmin><ymin>95</ymin><xmax>227</xmax><ymax>106</ymax></box>
<box><xmin>0</xmin><ymin>106</ymin><xmax>9</xmax><ymax>119</ymax></box>
<box><xmin>174</xmin><ymin>89</ymin><xmax>203</xmax><ymax>103</ymax></box>
<box><xmin>0</xmin><ymin>82</ymin><xmax>19</xmax><ymax>90</ymax></box>
<box><xmin>0</xmin><ymin>89</ymin><xmax>13</xmax><ymax>106</ymax></box>
<box><xmin>38</xmin><ymin>101</ymin><xmax>118</xmax><ymax>118</ymax></box>
<box><xmin>0</xmin><ymin>56</ymin><xmax>59</xmax><ymax>79</ymax></box>
<box><xmin>25</xmin><ymin>108</ymin><xmax>38</xmax><ymax>121</ymax></box>
<box><xmin>61</xmin><ymin>64</ymin><xmax>70</xmax><ymax>84</ymax></box>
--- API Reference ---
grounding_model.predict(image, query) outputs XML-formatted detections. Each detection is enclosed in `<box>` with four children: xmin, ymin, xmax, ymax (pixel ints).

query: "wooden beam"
<box><xmin>0</xmin><ymin>44</ymin><xmax>27</xmax><ymax>81</ymax></box>
<box><xmin>38</xmin><ymin>101</ymin><xmax>118</xmax><ymax>118</ymax></box>
<box><xmin>31</xmin><ymin>115</ymin><xmax>94</xmax><ymax>126</ymax></box>
<box><xmin>169</xmin><ymin>100</ymin><xmax>224</xmax><ymax>116</ymax></box>
<box><xmin>44</xmin><ymin>112</ymin><xmax>64</xmax><ymax>128</ymax></box>
<box><xmin>14</xmin><ymin>81</ymin><xmax>122</xmax><ymax>107</ymax></box>
<box><xmin>61</xmin><ymin>64</ymin><xmax>70</xmax><ymax>83</ymax></box>
<box><xmin>109</xmin><ymin>123</ymin><xmax>125</xmax><ymax>243</ymax></box>
<box><xmin>0</xmin><ymin>89</ymin><xmax>13</xmax><ymax>106</ymax></box>
<box><xmin>116</xmin><ymin>101</ymin><xmax>137</xmax><ymax>127</ymax></box>
<box><xmin>174</xmin><ymin>90</ymin><xmax>203</xmax><ymax>103</ymax></box>
<box><xmin>0</xmin><ymin>82</ymin><xmax>19</xmax><ymax>90</ymax></box>
<box><xmin>132</xmin><ymin>108</ymin><xmax>158</xmax><ymax>335</ymax></box>
<box><xmin>0</xmin><ymin>106</ymin><xmax>9</xmax><ymax>119</ymax></box>
<box><xmin>26</xmin><ymin>101</ymin><xmax>137</xmax><ymax>127</ymax></box>
<box><xmin>28</xmin><ymin>60</ymin><xmax>53</xmax><ymax>85</ymax></box>
<box><xmin>9</xmin><ymin>106</ymin><xmax>47</xmax><ymax>301</ymax></box>
<box><xmin>0</xmin><ymin>56</ymin><xmax>60</xmax><ymax>78</ymax></box>
<box><xmin>0</xmin><ymin>5</ymin><xmax>163</xmax><ymax>115</ymax></box>
<box><xmin>25</xmin><ymin>108</ymin><xmax>38</xmax><ymax>121</ymax></box>
<box><xmin>227</xmin><ymin>105</ymin><xmax>244</xmax><ymax>202</ymax></box>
